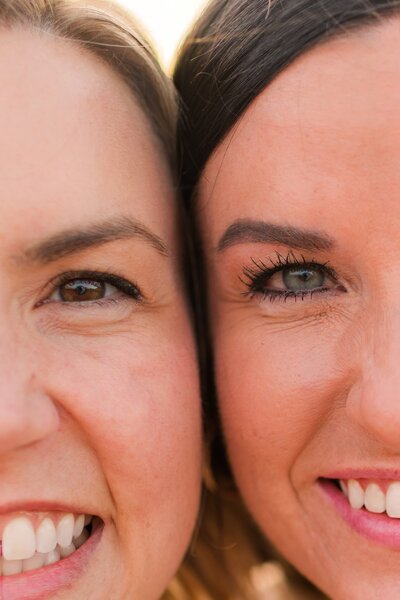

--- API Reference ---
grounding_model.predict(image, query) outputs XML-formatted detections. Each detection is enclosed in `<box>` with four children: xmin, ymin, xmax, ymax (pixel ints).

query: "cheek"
<box><xmin>36</xmin><ymin>325</ymin><xmax>202</xmax><ymax>564</ymax></box>
<box><xmin>214</xmin><ymin>317</ymin><xmax>351</xmax><ymax>496</ymax></box>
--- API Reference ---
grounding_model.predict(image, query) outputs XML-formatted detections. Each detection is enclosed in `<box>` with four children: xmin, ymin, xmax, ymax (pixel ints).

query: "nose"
<box><xmin>346</xmin><ymin>310</ymin><xmax>400</xmax><ymax>452</ymax></box>
<box><xmin>0</xmin><ymin>336</ymin><xmax>59</xmax><ymax>454</ymax></box>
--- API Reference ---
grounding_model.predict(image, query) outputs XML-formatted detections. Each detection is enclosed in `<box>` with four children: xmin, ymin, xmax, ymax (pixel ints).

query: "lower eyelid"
<box><xmin>259</xmin><ymin>285</ymin><xmax>344</xmax><ymax>303</ymax></box>
<box><xmin>37</xmin><ymin>287</ymin><xmax>136</xmax><ymax>309</ymax></box>
<box><xmin>39</xmin><ymin>293</ymin><xmax>134</xmax><ymax>313</ymax></box>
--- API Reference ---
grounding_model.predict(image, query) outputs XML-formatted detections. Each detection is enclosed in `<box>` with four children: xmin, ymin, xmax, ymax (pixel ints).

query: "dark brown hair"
<box><xmin>175</xmin><ymin>0</ymin><xmax>400</xmax><ymax>201</ymax></box>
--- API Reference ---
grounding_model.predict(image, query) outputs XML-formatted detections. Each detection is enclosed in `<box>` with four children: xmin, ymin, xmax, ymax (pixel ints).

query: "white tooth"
<box><xmin>3</xmin><ymin>517</ymin><xmax>36</xmax><ymax>560</ymax></box>
<box><xmin>73</xmin><ymin>515</ymin><xmax>85</xmax><ymax>538</ymax></box>
<box><xmin>74</xmin><ymin>529</ymin><xmax>89</xmax><ymax>549</ymax></box>
<box><xmin>57</xmin><ymin>514</ymin><xmax>74</xmax><ymax>548</ymax></box>
<box><xmin>22</xmin><ymin>552</ymin><xmax>45</xmax><ymax>573</ymax></box>
<box><xmin>84</xmin><ymin>515</ymin><xmax>92</xmax><ymax>526</ymax></box>
<box><xmin>364</xmin><ymin>483</ymin><xmax>385</xmax><ymax>513</ymax></box>
<box><xmin>386</xmin><ymin>482</ymin><xmax>400</xmax><ymax>518</ymax></box>
<box><xmin>2</xmin><ymin>558</ymin><xmax>23</xmax><ymax>576</ymax></box>
<box><xmin>348</xmin><ymin>479</ymin><xmax>365</xmax><ymax>509</ymax></box>
<box><xmin>44</xmin><ymin>547</ymin><xmax>61</xmax><ymax>566</ymax></box>
<box><xmin>339</xmin><ymin>480</ymin><xmax>348</xmax><ymax>497</ymax></box>
<box><xmin>36</xmin><ymin>518</ymin><xmax>57</xmax><ymax>553</ymax></box>
<box><xmin>59</xmin><ymin>542</ymin><xmax>76</xmax><ymax>558</ymax></box>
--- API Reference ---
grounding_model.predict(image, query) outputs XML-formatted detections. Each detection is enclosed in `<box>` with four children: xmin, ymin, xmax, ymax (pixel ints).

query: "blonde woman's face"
<box><xmin>198</xmin><ymin>19</ymin><xmax>400</xmax><ymax>599</ymax></box>
<box><xmin>0</xmin><ymin>29</ymin><xmax>201</xmax><ymax>599</ymax></box>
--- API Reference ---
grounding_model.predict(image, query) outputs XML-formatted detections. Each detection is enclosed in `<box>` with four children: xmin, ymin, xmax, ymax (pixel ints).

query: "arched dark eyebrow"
<box><xmin>19</xmin><ymin>216</ymin><xmax>168</xmax><ymax>264</ymax></box>
<box><xmin>217</xmin><ymin>219</ymin><xmax>334</xmax><ymax>252</ymax></box>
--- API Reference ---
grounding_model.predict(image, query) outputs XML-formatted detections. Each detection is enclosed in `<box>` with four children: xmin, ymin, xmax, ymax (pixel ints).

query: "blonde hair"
<box><xmin>0</xmin><ymin>0</ymin><xmax>177</xmax><ymax>173</ymax></box>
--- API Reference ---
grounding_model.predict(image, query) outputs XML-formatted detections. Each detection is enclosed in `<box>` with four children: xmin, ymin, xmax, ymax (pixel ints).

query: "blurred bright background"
<box><xmin>118</xmin><ymin>0</ymin><xmax>208</xmax><ymax>71</ymax></box>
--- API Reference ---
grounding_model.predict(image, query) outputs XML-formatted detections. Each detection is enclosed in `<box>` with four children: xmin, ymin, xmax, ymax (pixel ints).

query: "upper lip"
<box><xmin>321</xmin><ymin>469</ymin><xmax>400</xmax><ymax>481</ymax></box>
<box><xmin>0</xmin><ymin>500</ymin><xmax>97</xmax><ymax>517</ymax></box>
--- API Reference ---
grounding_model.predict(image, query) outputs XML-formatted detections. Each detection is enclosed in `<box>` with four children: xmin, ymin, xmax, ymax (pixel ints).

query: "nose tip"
<box><xmin>0</xmin><ymin>393</ymin><xmax>59</xmax><ymax>454</ymax></box>
<box><xmin>346</xmin><ymin>375</ymin><xmax>400</xmax><ymax>452</ymax></box>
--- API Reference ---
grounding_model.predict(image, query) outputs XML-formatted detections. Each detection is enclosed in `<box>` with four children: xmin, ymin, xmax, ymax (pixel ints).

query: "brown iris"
<box><xmin>59</xmin><ymin>279</ymin><xmax>106</xmax><ymax>302</ymax></box>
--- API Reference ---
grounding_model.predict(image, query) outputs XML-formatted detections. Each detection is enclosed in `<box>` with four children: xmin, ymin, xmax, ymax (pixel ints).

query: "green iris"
<box><xmin>282</xmin><ymin>267</ymin><xmax>325</xmax><ymax>292</ymax></box>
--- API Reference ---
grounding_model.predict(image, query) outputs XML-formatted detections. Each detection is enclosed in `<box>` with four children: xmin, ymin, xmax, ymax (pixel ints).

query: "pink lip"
<box><xmin>0</xmin><ymin>519</ymin><xmax>103</xmax><ymax>600</ymax></box>
<box><xmin>0</xmin><ymin>502</ymin><xmax>96</xmax><ymax>516</ymax></box>
<box><xmin>322</xmin><ymin>469</ymin><xmax>400</xmax><ymax>481</ymax></box>
<box><xmin>319</xmin><ymin>479</ymin><xmax>400</xmax><ymax>550</ymax></box>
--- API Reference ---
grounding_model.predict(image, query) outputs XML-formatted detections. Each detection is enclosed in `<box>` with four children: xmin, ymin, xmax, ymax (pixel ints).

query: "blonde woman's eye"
<box><xmin>39</xmin><ymin>271</ymin><xmax>143</xmax><ymax>306</ymax></box>
<box><xmin>52</xmin><ymin>279</ymin><xmax>114</xmax><ymax>303</ymax></box>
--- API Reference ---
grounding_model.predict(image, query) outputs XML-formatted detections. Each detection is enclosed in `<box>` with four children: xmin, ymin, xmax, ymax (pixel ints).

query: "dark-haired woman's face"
<box><xmin>198</xmin><ymin>19</ymin><xmax>400</xmax><ymax>599</ymax></box>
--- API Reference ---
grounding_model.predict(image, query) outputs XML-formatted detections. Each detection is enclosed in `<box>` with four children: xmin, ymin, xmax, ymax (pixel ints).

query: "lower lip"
<box><xmin>319</xmin><ymin>479</ymin><xmax>400</xmax><ymax>550</ymax></box>
<box><xmin>0</xmin><ymin>520</ymin><xmax>104</xmax><ymax>600</ymax></box>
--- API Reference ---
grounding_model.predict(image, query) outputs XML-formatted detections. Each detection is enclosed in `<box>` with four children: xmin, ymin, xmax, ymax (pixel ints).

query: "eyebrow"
<box><xmin>217</xmin><ymin>219</ymin><xmax>334</xmax><ymax>252</ymax></box>
<box><xmin>19</xmin><ymin>215</ymin><xmax>168</xmax><ymax>264</ymax></box>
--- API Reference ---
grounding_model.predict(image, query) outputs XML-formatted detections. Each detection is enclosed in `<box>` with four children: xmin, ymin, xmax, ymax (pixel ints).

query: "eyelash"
<box><xmin>37</xmin><ymin>270</ymin><xmax>143</xmax><ymax>308</ymax></box>
<box><xmin>241</xmin><ymin>252</ymin><xmax>340</xmax><ymax>303</ymax></box>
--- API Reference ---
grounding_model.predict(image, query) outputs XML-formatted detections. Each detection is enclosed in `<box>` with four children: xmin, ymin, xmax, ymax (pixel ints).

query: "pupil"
<box><xmin>60</xmin><ymin>280</ymin><xmax>105</xmax><ymax>302</ymax></box>
<box><xmin>283</xmin><ymin>267</ymin><xmax>325</xmax><ymax>291</ymax></box>
<box><xmin>76</xmin><ymin>285</ymin><xmax>89</xmax><ymax>296</ymax></box>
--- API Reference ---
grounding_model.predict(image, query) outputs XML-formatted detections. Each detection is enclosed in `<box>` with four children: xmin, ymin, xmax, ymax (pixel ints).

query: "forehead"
<box><xmin>0</xmin><ymin>26</ymin><xmax>174</xmax><ymax>244</ymax></box>
<box><xmin>199</xmin><ymin>18</ymin><xmax>400</xmax><ymax>244</ymax></box>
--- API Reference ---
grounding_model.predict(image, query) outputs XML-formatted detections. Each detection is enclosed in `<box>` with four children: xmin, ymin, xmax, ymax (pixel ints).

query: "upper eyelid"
<box><xmin>242</xmin><ymin>256</ymin><xmax>338</xmax><ymax>283</ymax></box>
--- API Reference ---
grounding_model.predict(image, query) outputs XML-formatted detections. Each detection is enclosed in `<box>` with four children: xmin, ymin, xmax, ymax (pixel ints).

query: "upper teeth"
<box><xmin>344</xmin><ymin>479</ymin><xmax>400</xmax><ymax>517</ymax></box>
<box><xmin>0</xmin><ymin>513</ymin><xmax>92</xmax><ymax>576</ymax></box>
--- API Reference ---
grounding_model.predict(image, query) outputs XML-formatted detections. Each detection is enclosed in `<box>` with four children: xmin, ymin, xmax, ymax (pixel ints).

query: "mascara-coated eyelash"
<box><xmin>241</xmin><ymin>252</ymin><xmax>341</xmax><ymax>303</ymax></box>
<box><xmin>37</xmin><ymin>270</ymin><xmax>143</xmax><ymax>307</ymax></box>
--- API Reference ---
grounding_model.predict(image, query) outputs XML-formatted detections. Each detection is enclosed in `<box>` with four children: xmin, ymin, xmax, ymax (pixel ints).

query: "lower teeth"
<box><xmin>0</xmin><ymin>526</ymin><xmax>90</xmax><ymax>576</ymax></box>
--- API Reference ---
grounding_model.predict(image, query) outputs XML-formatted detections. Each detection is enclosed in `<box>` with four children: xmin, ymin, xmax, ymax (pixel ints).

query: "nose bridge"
<box><xmin>346</xmin><ymin>305</ymin><xmax>400</xmax><ymax>450</ymax></box>
<box><xmin>0</xmin><ymin>317</ymin><xmax>59</xmax><ymax>453</ymax></box>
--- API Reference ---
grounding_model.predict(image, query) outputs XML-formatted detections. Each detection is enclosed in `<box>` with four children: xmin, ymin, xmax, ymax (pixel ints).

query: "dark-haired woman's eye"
<box><xmin>277</xmin><ymin>266</ymin><xmax>326</xmax><ymax>292</ymax></box>
<box><xmin>242</xmin><ymin>257</ymin><xmax>343</xmax><ymax>302</ymax></box>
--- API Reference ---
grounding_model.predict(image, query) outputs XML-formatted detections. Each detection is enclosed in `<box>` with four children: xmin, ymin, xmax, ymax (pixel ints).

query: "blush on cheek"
<box><xmin>215</xmin><ymin>322</ymin><xmax>349</xmax><ymax>488</ymax></box>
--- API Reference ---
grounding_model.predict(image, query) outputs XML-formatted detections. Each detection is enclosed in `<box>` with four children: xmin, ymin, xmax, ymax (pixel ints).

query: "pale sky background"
<box><xmin>118</xmin><ymin>0</ymin><xmax>208</xmax><ymax>71</ymax></box>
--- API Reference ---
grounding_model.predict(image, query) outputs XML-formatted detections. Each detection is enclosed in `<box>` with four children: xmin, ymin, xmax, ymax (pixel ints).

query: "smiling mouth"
<box><xmin>0</xmin><ymin>512</ymin><xmax>95</xmax><ymax>576</ymax></box>
<box><xmin>318</xmin><ymin>477</ymin><xmax>400</xmax><ymax>549</ymax></box>
<box><xmin>320</xmin><ymin>478</ymin><xmax>400</xmax><ymax>520</ymax></box>
<box><xmin>333</xmin><ymin>478</ymin><xmax>400</xmax><ymax>518</ymax></box>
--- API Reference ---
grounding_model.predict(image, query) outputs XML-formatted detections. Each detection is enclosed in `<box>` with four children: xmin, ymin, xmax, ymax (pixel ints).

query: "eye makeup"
<box><xmin>241</xmin><ymin>251</ymin><xmax>346</xmax><ymax>303</ymax></box>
